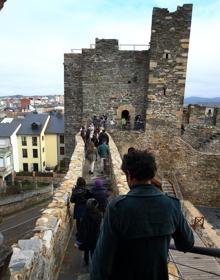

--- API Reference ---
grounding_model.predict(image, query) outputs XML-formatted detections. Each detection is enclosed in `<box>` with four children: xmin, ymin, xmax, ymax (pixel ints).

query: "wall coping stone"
<box><xmin>108</xmin><ymin>133</ymin><xmax>129</xmax><ymax>195</ymax></box>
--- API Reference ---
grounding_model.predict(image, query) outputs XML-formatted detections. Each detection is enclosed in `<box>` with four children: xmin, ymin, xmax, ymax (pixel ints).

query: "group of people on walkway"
<box><xmin>70</xmin><ymin>177</ymin><xmax>109</xmax><ymax>265</ymax></box>
<box><xmin>71</xmin><ymin>128</ymin><xmax>195</xmax><ymax>279</ymax></box>
<box><xmin>80</xmin><ymin>121</ymin><xmax>110</xmax><ymax>175</ymax></box>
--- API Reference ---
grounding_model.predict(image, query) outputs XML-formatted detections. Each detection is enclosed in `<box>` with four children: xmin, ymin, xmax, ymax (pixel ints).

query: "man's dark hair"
<box><xmin>127</xmin><ymin>147</ymin><xmax>135</xmax><ymax>154</ymax></box>
<box><xmin>76</xmin><ymin>177</ymin><xmax>86</xmax><ymax>187</ymax></box>
<box><xmin>121</xmin><ymin>150</ymin><xmax>157</xmax><ymax>180</ymax></box>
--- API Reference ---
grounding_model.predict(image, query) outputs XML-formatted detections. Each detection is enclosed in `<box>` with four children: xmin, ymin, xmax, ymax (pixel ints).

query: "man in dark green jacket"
<box><xmin>97</xmin><ymin>140</ymin><xmax>109</xmax><ymax>173</ymax></box>
<box><xmin>91</xmin><ymin>150</ymin><xmax>194</xmax><ymax>280</ymax></box>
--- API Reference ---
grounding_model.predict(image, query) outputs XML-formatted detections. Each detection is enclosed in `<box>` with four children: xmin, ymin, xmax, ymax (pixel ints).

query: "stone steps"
<box><xmin>162</xmin><ymin>179</ymin><xmax>176</xmax><ymax>198</ymax></box>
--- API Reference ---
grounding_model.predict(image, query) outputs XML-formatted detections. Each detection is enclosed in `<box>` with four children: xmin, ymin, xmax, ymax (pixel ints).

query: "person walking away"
<box><xmin>91</xmin><ymin>150</ymin><xmax>194</xmax><ymax>280</ymax></box>
<box><xmin>70</xmin><ymin>177</ymin><xmax>91</xmax><ymax>233</ymax></box>
<box><xmin>89</xmin><ymin>123</ymin><xmax>95</xmax><ymax>140</ymax></box>
<box><xmin>97</xmin><ymin>140</ymin><xmax>109</xmax><ymax>173</ymax></box>
<box><xmin>98</xmin><ymin>129</ymin><xmax>109</xmax><ymax>145</ymax></box>
<box><xmin>91</xmin><ymin>179</ymin><xmax>108</xmax><ymax>214</ymax></box>
<box><xmin>80</xmin><ymin>126</ymin><xmax>86</xmax><ymax>142</ymax></box>
<box><xmin>86</xmin><ymin>142</ymin><xmax>98</xmax><ymax>175</ymax></box>
<box><xmin>75</xmin><ymin>198</ymin><xmax>102</xmax><ymax>266</ymax></box>
<box><xmin>91</xmin><ymin>131</ymin><xmax>99</xmax><ymax>147</ymax></box>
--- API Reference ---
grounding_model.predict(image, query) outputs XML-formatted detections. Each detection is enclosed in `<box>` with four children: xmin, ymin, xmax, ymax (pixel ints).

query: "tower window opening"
<box><xmin>166</xmin><ymin>53</ymin><xmax>169</xmax><ymax>59</ymax></box>
<box><xmin>163</xmin><ymin>87</ymin><xmax>166</xmax><ymax>96</ymax></box>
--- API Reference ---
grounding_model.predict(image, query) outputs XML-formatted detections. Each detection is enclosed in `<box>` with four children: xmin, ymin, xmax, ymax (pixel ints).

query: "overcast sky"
<box><xmin>0</xmin><ymin>0</ymin><xmax>219</xmax><ymax>98</ymax></box>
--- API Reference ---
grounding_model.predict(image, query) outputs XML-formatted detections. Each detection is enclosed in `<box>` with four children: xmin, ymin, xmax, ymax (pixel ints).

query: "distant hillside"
<box><xmin>184</xmin><ymin>96</ymin><xmax>220</xmax><ymax>105</ymax></box>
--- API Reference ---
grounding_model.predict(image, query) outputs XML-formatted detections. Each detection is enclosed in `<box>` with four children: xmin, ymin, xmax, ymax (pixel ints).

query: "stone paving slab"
<box><xmin>58</xmin><ymin>157</ymin><xmax>112</xmax><ymax>280</ymax></box>
<box><xmin>58</xmin><ymin>229</ymin><xmax>89</xmax><ymax>280</ymax></box>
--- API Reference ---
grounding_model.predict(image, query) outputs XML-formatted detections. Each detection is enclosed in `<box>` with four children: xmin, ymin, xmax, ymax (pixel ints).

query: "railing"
<box><xmin>169</xmin><ymin>244</ymin><xmax>220</xmax><ymax>258</ymax></box>
<box><xmin>71</xmin><ymin>44</ymin><xmax>149</xmax><ymax>53</ymax></box>
<box><xmin>169</xmin><ymin>244</ymin><xmax>220</xmax><ymax>279</ymax></box>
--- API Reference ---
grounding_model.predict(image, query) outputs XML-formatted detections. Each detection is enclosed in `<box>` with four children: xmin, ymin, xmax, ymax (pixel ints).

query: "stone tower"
<box><xmin>146</xmin><ymin>4</ymin><xmax>193</xmax><ymax>135</ymax></box>
<box><xmin>64</xmin><ymin>4</ymin><xmax>193</xmax><ymax>158</ymax></box>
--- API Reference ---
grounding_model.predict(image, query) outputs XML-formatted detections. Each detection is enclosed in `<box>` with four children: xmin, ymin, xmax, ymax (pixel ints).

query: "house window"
<box><xmin>42</xmin><ymin>135</ymin><xmax>44</xmax><ymax>141</ymax></box>
<box><xmin>33</xmin><ymin>149</ymin><xmax>38</xmax><ymax>158</ymax></box>
<box><xmin>43</xmin><ymin>161</ymin><xmax>45</xmax><ymax>167</ymax></box>
<box><xmin>23</xmin><ymin>163</ymin><xmax>28</xmax><ymax>172</ymax></box>
<box><xmin>33</xmin><ymin>163</ymin><xmax>39</xmax><ymax>172</ymax></box>
<box><xmin>42</xmin><ymin>147</ymin><xmax>45</xmax><ymax>153</ymax></box>
<box><xmin>22</xmin><ymin>149</ymin><xmax>28</xmax><ymax>158</ymax></box>
<box><xmin>60</xmin><ymin>135</ymin><xmax>64</xmax><ymax>144</ymax></box>
<box><xmin>32</xmin><ymin>136</ymin><xmax>37</xmax><ymax>146</ymax></box>
<box><xmin>60</xmin><ymin>147</ymin><xmax>65</xmax><ymax>155</ymax></box>
<box><xmin>22</xmin><ymin>136</ymin><xmax>27</xmax><ymax>146</ymax></box>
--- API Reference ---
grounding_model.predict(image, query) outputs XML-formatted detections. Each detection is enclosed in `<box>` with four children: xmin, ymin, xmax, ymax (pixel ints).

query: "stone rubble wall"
<box><xmin>81</xmin><ymin>39</ymin><xmax>148</xmax><ymax>126</ymax></box>
<box><xmin>111</xmin><ymin>130</ymin><xmax>220</xmax><ymax>207</ymax></box>
<box><xmin>172</xmin><ymin>137</ymin><xmax>220</xmax><ymax>206</ymax></box>
<box><xmin>186</xmin><ymin>105</ymin><xmax>220</xmax><ymax>127</ymax></box>
<box><xmin>0</xmin><ymin>185</ymin><xmax>53</xmax><ymax>216</ymax></box>
<box><xmin>146</xmin><ymin>4</ymin><xmax>192</xmax><ymax>134</ymax></box>
<box><xmin>8</xmin><ymin>134</ymin><xmax>85</xmax><ymax>280</ymax></box>
<box><xmin>182</xmin><ymin>125</ymin><xmax>220</xmax><ymax>153</ymax></box>
<box><xmin>108</xmin><ymin>133</ymin><xmax>129</xmax><ymax>195</ymax></box>
<box><xmin>64</xmin><ymin>53</ymin><xmax>83</xmax><ymax>158</ymax></box>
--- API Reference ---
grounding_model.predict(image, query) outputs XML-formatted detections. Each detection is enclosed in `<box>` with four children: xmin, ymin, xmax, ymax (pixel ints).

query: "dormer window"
<box><xmin>31</xmin><ymin>122</ymin><xmax>41</xmax><ymax>129</ymax></box>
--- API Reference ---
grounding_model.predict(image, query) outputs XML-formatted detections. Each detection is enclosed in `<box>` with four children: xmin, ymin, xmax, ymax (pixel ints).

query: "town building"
<box><xmin>0</xmin><ymin>118</ymin><xmax>21</xmax><ymax>188</ymax></box>
<box><xmin>45</xmin><ymin>112</ymin><xmax>65</xmax><ymax>170</ymax></box>
<box><xmin>16</xmin><ymin>113</ymin><xmax>50</xmax><ymax>172</ymax></box>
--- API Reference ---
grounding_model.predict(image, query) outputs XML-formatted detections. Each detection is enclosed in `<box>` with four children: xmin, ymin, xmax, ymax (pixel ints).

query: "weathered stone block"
<box><xmin>181</xmin><ymin>43</ymin><xmax>189</xmax><ymax>49</ymax></box>
<box><xmin>18</xmin><ymin>239</ymin><xmax>42</xmax><ymax>253</ymax></box>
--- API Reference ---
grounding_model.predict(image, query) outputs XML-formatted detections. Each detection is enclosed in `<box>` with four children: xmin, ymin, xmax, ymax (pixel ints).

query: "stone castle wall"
<box><xmin>65</xmin><ymin>39</ymin><xmax>149</xmax><ymax>139</ymax></box>
<box><xmin>111</xmin><ymin>130</ymin><xmax>220</xmax><ymax>207</ymax></box>
<box><xmin>173</xmin><ymin>137</ymin><xmax>220</xmax><ymax>206</ymax></box>
<box><xmin>182</xmin><ymin>126</ymin><xmax>220</xmax><ymax>151</ymax></box>
<box><xmin>186</xmin><ymin>105</ymin><xmax>220</xmax><ymax>127</ymax></box>
<box><xmin>146</xmin><ymin>4</ymin><xmax>192</xmax><ymax>134</ymax></box>
<box><xmin>81</xmin><ymin>39</ymin><xmax>148</xmax><ymax>127</ymax></box>
<box><xmin>8</xmin><ymin>134</ymin><xmax>85</xmax><ymax>280</ymax></box>
<box><xmin>64</xmin><ymin>54</ymin><xmax>83</xmax><ymax>157</ymax></box>
<box><xmin>64</xmin><ymin>5</ymin><xmax>193</xmax><ymax>158</ymax></box>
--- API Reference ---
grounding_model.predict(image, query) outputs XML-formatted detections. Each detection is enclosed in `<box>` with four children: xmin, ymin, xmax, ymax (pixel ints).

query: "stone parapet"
<box><xmin>8</xmin><ymin>134</ymin><xmax>85</xmax><ymax>280</ymax></box>
<box><xmin>108</xmin><ymin>133</ymin><xmax>129</xmax><ymax>195</ymax></box>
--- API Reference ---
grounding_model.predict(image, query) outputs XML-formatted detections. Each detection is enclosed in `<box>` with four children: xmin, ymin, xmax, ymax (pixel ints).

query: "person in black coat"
<box><xmin>75</xmin><ymin>198</ymin><xmax>102</xmax><ymax>265</ymax></box>
<box><xmin>91</xmin><ymin>150</ymin><xmax>194</xmax><ymax>280</ymax></box>
<box><xmin>91</xmin><ymin>179</ymin><xmax>108</xmax><ymax>214</ymax></box>
<box><xmin>70</xmin><ymin>177</ymin><xmax>91</xmax><ymax>232</ymax></box>
<box><xmin>98</xmin><ymin>129</ymin><xmax>109</xmax><ymax>145</ymax></box>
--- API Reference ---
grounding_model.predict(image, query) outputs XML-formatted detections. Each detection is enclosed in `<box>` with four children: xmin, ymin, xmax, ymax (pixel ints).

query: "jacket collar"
<box><xmin>127</xmin><ymin>184</ymin><xmax>163</xmax><ymax>197</ymax></box>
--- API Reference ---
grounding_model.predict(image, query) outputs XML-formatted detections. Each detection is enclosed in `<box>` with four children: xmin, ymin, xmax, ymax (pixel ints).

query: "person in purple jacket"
<box><xmin>91</xmin><ymin>179</ymin><xmax>108</xmax><ymax>214</ymax></box>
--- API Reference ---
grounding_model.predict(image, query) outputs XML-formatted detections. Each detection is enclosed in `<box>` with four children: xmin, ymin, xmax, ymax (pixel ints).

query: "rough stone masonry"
<box><xmin>64</xmin><ymin>4</ymin><xmax>192</xmax><ymax>156</ymax></box>
<box><xmin>64</xmin><ymin>4</ymin><xmax>220</xmax><ymax>207</ymax></box>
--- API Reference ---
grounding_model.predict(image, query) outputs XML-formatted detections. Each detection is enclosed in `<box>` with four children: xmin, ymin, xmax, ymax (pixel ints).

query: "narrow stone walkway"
<box><xmin>58</xmin><ymin>158</ymin><xmax>112</xmax><ymax>280</ymax></box>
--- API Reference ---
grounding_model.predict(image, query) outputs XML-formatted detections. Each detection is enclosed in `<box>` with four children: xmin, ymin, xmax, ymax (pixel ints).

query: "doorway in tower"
<box><xmin>121</xmin><ymin>110</ymin><xmax>130</xmax><ymax>129</ymax></box>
